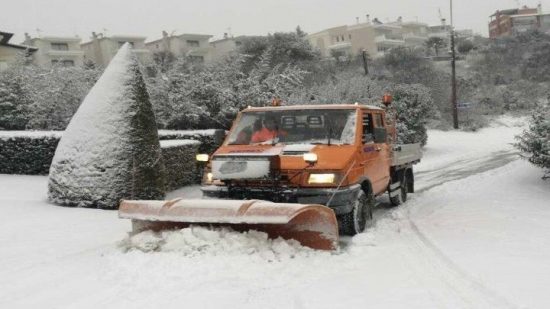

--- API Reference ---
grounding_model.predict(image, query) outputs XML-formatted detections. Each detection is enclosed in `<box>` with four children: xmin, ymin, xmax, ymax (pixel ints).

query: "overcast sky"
<box><xmin>4</xmin><ymin>0</ymin><xmax>550</xmax><ymax>43</ymax></box>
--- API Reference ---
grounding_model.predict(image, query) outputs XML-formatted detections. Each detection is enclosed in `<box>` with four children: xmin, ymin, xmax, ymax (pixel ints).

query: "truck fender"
<box><xmin>356</xmin><ymin>176</ymin><xmax>374</xmax><ymax>196</ymax></box>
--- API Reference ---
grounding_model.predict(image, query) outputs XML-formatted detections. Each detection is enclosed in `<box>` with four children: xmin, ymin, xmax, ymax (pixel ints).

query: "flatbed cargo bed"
<box><xmin>391</xmin><ymin>143</ymin><xmax>422</xmax><ymax>167</ymax></box>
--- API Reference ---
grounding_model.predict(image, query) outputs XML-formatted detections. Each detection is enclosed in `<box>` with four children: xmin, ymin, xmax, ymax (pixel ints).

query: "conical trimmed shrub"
<box><xmin>48</xmin><ymin>44</ymin><xmax>165</xmax><ymax>208</ymax></box>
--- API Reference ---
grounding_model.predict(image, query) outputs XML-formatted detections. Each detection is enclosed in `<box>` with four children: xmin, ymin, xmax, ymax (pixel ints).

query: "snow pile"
<box><xmin>48</xmin><ymin>44</ymin><xmax>165</xmax><ymax>208</ymax></box>
<box><xmin>119</xmin><ymin>226</ymin><xmax>317</xmax><ymax>260</ymax></box>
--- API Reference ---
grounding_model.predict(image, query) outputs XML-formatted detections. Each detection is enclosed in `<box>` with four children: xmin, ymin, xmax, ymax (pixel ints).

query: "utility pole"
<box><xmin>450</xmin><ymin>0</ymin><xmax>459</xmax><ymax>129</ymax></box>
<box><xmin>361</xmin><ymin>49</ymin><xmax>369</xmax><ymax>75</ymax></box>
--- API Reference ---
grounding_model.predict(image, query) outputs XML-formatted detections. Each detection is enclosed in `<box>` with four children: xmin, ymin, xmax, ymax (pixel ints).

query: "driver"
<box><xmin>251</xmin><ymin>116</ymin><xmax>286</xmax><ymax>143</ymax></box>
<box><xmin>329</xmin><ymin>113</ymin><xmax>348</xmax><ymax>139</ymax></box>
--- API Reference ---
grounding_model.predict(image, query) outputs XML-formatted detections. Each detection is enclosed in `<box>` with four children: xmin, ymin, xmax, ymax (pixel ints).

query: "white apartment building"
<box><xmin>23</xmin><ymin>34</ymin><xmax>84</xmax><ymax>67</ymax></box>
<box><xmin>81</xmin><ymin>33</ymin><xmax>152</xmax><ymax>67</ymax></box>
<box><xmin>307</xmin><ymin>18</ymin><xmax>429</xmax><ymax>60</ymax></box>
<box><xmin>209</xmin><ymin>34</ymin><xmax>251</xmax><ymax>62</ymax></box>
<box><xmin>146</xmin><ymin>31</ymin><xmax>212</xmax><ymax>63</ymax></box>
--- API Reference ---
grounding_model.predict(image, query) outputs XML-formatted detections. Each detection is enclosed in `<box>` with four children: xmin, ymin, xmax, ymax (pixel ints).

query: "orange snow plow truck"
<box><xmin>119</xmin><ymin>98</ymin><xmax>421</xmax><ymax>251</ymax></box>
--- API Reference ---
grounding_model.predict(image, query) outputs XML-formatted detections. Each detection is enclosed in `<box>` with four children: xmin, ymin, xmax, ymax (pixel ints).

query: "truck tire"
<box><xmin>339</xmin><ymin>190</ymin><xmax>374</xmax><ymax>236</ymax></box>
<box><xmin>390</xmin><ymin>172</ymin><xmax>408</xmax><ymax>206</ymax></box>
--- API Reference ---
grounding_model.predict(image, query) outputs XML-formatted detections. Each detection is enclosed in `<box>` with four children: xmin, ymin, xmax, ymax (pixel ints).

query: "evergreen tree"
<box><xmin>48</xmin><ymin>44</ymin><xmax>165</xmax><ymax>208</ymax></box>
<box><xmin>390</xmin><ymin>84</ymin><xmax>435</xmax><ymax>146</ymax></box>
<box><xmin>515</xmin><ymin>103</ymin><xmax>550</xmax><ymax>179</ymax></box>
<box><xmin>0</xmin><ymin>74</ymin><xmax>31</xmax><ymax>130</ymax></box>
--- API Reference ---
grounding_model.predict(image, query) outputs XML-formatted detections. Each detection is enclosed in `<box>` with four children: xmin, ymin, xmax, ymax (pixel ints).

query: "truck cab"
<box><xmin>200</xmin><ymin>104</ymin><xmax>421</xmax><ymax>235</ymax></box>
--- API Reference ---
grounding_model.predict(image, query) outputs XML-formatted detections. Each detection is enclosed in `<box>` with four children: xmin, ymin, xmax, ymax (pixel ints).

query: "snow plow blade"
<box><xmin>119</xmin><ymin>199</ymin><xmax>339</xmax><ymax>251</ymax></box>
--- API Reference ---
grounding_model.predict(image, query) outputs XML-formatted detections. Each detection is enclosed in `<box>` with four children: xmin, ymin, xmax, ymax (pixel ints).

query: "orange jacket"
<box><xmin>251</xmin><ymin>128</ymin><xmax>287</xmax><ymax>143</ymax></box>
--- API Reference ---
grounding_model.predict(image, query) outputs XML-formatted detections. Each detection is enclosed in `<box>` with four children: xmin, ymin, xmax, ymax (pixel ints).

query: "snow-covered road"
<box><xmin>1</xmin><ymin>117</ymin><xmax>550</xmax><ymax>309</ymax></box>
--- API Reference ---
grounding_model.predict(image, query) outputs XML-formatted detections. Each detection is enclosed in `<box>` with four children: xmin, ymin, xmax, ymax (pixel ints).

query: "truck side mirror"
<box><xmin>373</xmin><ymin>127</ymin><xmax>387</xmax><ymax>143</ymax></box>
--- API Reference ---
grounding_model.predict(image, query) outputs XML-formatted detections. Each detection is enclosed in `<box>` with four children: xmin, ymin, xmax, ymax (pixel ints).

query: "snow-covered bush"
<box><xmin>0</xmin><ymin>58</ymin><xmax>101</xmax><ymax>131</ymax></box>
<box><xmin>160</xmin><ymin>139</ymin><xmax>201</xmax><ymax>190</ymax></box>
<box><xmin>287</xmin><ymin>71</ymin><xmax>383</xmax><ymax>104</ymax></box>
<box><xmin>391</xmin><ymin>84</ymin><xmax>436</xmax><ymax>146</ymax></box>
<box><xmin>147</xmin><ymin>51</ymin><xmax>307</xmax><ymax>130</ymax></box>
<box><xmin>0</xmin><ymin>131</ymin><xmax>61</xmax><ymax>175</ymax></box>
<box><xmin>25</xmin><ymin>65</ymin><xmax>100</xmax><ymax>130</ymax></box>
<box><xmin>48</xmin><ymin>45</ymin><xmax>166</xmax><ymax>208</ymax></box>
<box><xmin>515</xmin><ymin>103</ymin><xmax>550</xmax><ymax>179</ymax></box>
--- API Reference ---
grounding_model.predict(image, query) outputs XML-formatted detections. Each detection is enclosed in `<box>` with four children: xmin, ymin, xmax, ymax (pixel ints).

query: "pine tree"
<box><xmin>515</xmin><ymin>103</ymin><xmax>550</xmax><ymax>179</ymax></box>
<box><xmin>0</xmin><ymin>74</ymin><xmax>31</xmax><ymax>130</ymax></box>
<box><xmin>391</xmin><ymin>84</ymin><xmax>435</xmax><ymax>146</ymax></box>
<box><xmin>48</xmin><ymin>44</ymin><xmax>165</xmax><ymax>208</ymax></box>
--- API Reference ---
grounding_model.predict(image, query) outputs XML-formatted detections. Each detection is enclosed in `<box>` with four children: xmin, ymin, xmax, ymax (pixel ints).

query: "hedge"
<box><xmin>0</xmin><ymin>129</ymin><xmax>225</xmax><ymax>179</ymax></box>
<box><xmin>160</xmin><ymin>139</ymin><xmax>202</xmax><ymax>191</ymax></box>
<box><xmin>0</xmin><ymin>131</ymin><xmax>62</xmax><ymax>175</ymax></box>
<box><xmin>158</xmin><ymin>129</ymin><xmax>225</xmax><ymax>154</ymax></box>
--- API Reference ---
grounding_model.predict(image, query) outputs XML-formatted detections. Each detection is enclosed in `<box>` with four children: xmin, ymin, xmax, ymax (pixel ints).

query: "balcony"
<box><xmin>374</xmin><ymin>34</ymin><xmax>405</xmax><ymax>46</ymax></box>
<box><xmin>186</xmin><ymin>46</ymin><xmax>211</xmax><ymax>56</ymax></box>
<box><xmin>46</xmin><ymin>50</ymin><xmax>84</xmax><ymax>57</ymax></box>
<box><xmin>327</xmin><ymin>42</ymin><xmax>352</xmax><ymax>50</ymax></box>
<box><xmin>428</xmin><ymin>32</ymin><xmax>450</xmax><ymax>39</ymax></box>
<box><xmin>403</xmin><ymin>33</ymin><xmax>428</xmax><ymax>42</ymax></box>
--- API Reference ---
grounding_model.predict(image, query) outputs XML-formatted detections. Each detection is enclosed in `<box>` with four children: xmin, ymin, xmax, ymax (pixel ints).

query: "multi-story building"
<box><xmin>0</xmin><ymin>31</ymin><xmax>37</xmax><ymax>71</ymax></box>
<box><xmin>209</xmin><ymin>34</ymin><xmax>253</xmax><ymax>62</ymax></box>
<box><xmin>81</xmin><ymin>33</ymin><xmax>152</xmax><ymax>67</ymax></box>
<box><xmin>401</xmin><ymin>21</ymin><xmax>430</xmax><ymax>47</ymax></box>
<box><xmin>489</xmin><ymin>5</ymin><xmax>550</xmax><ymax>38</ymax></box>
<box><xmin>146</xmin><ymin>31</ymin><xmax>212</xmax><ymax>63</ymax></box>
<box><xmin>307</xmin><ymin>18</ymin><xmax>429</xmax><ymax>60</ymax></box>
<box><xmin>23</xmin><ymin>34</ymin><xmax>84</xmax><ymax>67</ymax></box>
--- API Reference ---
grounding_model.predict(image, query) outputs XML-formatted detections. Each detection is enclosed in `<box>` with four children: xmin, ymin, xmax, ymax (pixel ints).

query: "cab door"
<box><xmin>360</xmin><ymin>110</ymin><xmax>391</xmax><ymax>194</ymax></box>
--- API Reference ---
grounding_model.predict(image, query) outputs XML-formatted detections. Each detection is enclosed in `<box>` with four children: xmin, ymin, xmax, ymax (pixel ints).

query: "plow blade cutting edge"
<box><xmin>119</xmin><ymin>199</ymin><xmax>339</xmax><ymax>251</ymax></box>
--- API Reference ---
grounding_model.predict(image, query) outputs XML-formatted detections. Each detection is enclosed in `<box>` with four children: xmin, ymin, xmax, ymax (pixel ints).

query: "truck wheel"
<box><xmin>390</xmin><ymin>173</ymin><xmax>408</xmax><ymax>206</ymax></box>
<box><xmin>339</xmin><ymin>190</ymin><xmax>374</xmax><ymax>236</ymax></box>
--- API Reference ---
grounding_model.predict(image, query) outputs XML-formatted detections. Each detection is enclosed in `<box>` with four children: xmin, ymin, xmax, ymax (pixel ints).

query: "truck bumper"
<box><xmin>201</xmin><ymin>184</ymin><xmax>361</xmax><ymax>215</ymax></box>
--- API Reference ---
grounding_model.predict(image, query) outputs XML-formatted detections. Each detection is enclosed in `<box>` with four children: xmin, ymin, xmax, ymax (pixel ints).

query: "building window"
<box><xmin>118</xmin><ymin>41</ymin><xmax>135</xmax><ymax>48</ymax></box>
<box><xmin>336</xmin><ymin>36</ymin><xmax>340</xmax><ymax>42</ymax></box>
<box><xmin>186</xmin><ymin>40</ymin><xmax>200</xmax><ymax>47</ymax></box>
<box><xmin>341</xmin><ymin>35</ymin><xmax>345</xmax><ymax>41</ymax></box>
<box><xmin>51</xmin><ymin>43</ymin><xmax>69</xmax><ymax>50</ymax></box>
<box><xmin>349</xmin><ymin>34</ymin><xmax>352</xmax><ymax>40</ymax></box>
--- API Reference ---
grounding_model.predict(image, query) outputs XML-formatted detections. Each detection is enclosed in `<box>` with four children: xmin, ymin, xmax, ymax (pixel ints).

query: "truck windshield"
<box><xmin>227</xmin><ymin>109</ymin><xmax>357</xmax><ymax>145</ymax></box>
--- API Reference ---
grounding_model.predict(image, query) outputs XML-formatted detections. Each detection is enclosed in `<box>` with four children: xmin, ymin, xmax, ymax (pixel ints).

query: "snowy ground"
<box><xmin>1</xmin><ymin>117</ymin><xmax>549</xmax><ymax>309</ymax></box>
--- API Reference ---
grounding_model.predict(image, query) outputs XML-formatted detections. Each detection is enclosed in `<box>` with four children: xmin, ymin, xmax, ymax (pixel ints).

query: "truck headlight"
<box><xmin>196</xmin><ymin>154</ymin><xmax>209</xmax><ymax>162</ymax></box>
<box><xmin>308</xmin><ymin>173</ymin><xmax>335</xmax><ymax>184</ymax></box>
